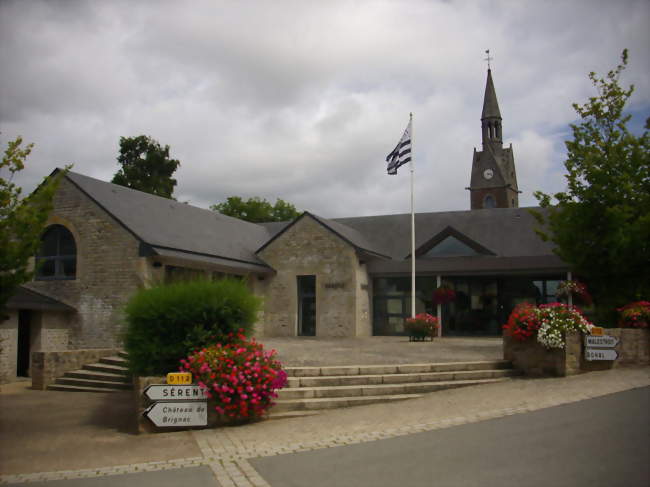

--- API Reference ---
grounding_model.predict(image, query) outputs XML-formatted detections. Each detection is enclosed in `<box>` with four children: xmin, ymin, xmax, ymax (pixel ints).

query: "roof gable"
<box><xmin>413</xmin><ymin>226</ymin><xmax>495</xmax><ymax>258</ymax></box>
<box><xmin>256</xmin><ymin>212</ymin><xmax>391</xmax><ymax>259</ymax></box>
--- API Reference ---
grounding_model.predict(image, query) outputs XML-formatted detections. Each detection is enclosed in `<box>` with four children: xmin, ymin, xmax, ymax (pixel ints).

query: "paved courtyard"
<box><xmin>1</xmin><ymin>337</ymin><xmax>648</xmax><ymax>486</ymax></box>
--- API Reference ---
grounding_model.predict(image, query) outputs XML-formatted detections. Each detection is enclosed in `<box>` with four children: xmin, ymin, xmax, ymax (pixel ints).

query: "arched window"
<box><xmin>36</xmin><ymin>225</ymin><xmax>77</xmax><ymax>280</ymax></box>
<box><xmin>483</xmin><ymin>195</ymin><xmax>496</xmax><ymax>209</ymax></box>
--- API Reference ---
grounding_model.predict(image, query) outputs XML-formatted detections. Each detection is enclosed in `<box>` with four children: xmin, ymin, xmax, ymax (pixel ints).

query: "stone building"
<box><xmin>0</xmin><ymin>68</ymin><xmax>569</xmax><ymax>383</ymax></box>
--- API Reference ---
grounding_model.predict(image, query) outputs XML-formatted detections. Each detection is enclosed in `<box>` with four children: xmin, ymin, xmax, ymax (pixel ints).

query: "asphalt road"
<box><xmin>252</xmin><ymin>387</ymin><xmax>650</xmax><ymax>487</ymax></box>
<box><xmin>5</xmin><ymin>387</ymin><xmax>648</xmax><ymax>487</ymax></box>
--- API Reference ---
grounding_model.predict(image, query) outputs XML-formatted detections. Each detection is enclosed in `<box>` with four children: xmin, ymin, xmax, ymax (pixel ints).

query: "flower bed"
<box><xmin>181</xmin><ymin>332</ymin><xmax>287</xmax><ymax>420</ymax></box>
<box><xmin>503</xmin><ymin>302</ymin><xmax>592</xmax><ymax>349</ymax></box>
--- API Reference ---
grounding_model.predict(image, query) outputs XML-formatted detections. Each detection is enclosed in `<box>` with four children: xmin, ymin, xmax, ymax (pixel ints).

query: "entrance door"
<box><xmin>297</xmin><ymin>275</ymin><xmax>316</xmax><ymax>336</ymax></box>
<box><xmin>17</xmin><ymin>310</ymin><xmax>31</xmax><ymax>377</ymax></box>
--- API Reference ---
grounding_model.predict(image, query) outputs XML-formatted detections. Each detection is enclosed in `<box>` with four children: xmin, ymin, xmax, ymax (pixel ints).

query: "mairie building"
<box><xmin>0</xmin><ymin>69</ymin><xmax>568</xmax><ymax>383</ymax></box>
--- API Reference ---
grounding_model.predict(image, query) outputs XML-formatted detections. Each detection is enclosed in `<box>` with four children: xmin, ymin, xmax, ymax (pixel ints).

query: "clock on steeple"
<box><xmin>467</xmin><ymin>53</ymin><xmax>520</xmax><ymax>210</ymax></box>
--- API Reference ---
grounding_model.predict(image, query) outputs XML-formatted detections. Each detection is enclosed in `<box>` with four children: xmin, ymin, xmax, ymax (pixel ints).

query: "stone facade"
<box><xmin>0</xmin><ymin>312</ymin><xmax>19</xmax><ymax>384</ymax></box>
<box><xmin>25</xmin><ymin>177</ymin><xmax>146</xmax><ymax>350</ymax></box>
<box><xmin>258</xmin><ymin>215</ymin><xmax>371</xmax><ymax>337</ymax></box>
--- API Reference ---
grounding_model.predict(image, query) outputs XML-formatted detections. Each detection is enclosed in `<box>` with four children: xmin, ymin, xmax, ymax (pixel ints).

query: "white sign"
<box><xmin>143</xmin><ymin>401</ymin><xmax>208</xmax><ymax>427</ymax></box>
<box><xmin>584</xmin><ymin>335</ymin><xmax>619</xmax><ymax>348</ymax></box>
<box><xmin>585</xmin><ymin>348</ymin><xmax>618</xmax><ymax>361</ymax></box>
<box><xmin>144</xmin><ymin>384</ymin><xmax>208</xmax><ymax>401</ymax></box>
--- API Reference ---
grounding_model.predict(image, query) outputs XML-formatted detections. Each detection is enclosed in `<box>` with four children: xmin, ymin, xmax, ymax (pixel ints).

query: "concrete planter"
<box><xmin>504</xmin><ymin>328</ymin><xmax>650</xmax><ymax>377</ymax></box>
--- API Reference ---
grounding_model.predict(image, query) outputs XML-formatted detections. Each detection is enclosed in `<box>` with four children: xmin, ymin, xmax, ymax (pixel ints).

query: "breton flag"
<box><xmin>386</xmin><ymin>119</ymin><xmax>412</xmax><ymax>175</ymax></box>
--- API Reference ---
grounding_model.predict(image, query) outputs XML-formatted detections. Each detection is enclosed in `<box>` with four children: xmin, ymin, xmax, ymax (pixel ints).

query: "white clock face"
<box><xmin>483</xmin><ymin>169</ymin><xmax>494</xmax><ymax>180</ymax></box>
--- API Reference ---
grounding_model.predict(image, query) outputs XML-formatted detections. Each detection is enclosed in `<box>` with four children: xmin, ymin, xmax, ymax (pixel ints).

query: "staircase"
<box><xmin>274</xmin><ymin>360</ymin><xmax>517</xmax><ymax>413</ymax></box>
<box><xmin>48</xmin><ymin>352</ymin><xmax>132</xmax><ymax>393</ymax></box>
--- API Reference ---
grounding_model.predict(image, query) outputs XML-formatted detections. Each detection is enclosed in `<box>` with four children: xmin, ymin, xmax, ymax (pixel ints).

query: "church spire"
<box><xmin>481</xmin><ymin>66</ymin><xmax>502</xmax><ymax>148</ymax></box>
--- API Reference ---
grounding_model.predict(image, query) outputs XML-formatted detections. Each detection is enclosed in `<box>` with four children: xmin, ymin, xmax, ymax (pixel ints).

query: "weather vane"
<box><xmin>484</xmin><ymin>49</ymin><xmax>493</xmax><ymax>70</ymax></box>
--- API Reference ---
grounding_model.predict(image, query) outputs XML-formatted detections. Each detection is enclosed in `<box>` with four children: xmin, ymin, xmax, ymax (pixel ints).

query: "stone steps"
<box><xmin>273</xmin><ymin>360</ymin><xmax>517</xmax><ymax>412</ymax></box>
<box><xmin>47</xmin><ymin>353</ymin><xmax>132</xmax><ymax>393</ymax></box>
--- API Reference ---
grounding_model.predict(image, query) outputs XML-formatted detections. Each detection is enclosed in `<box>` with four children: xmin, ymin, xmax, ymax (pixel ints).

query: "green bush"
<box><xmin>123</xmin><ymin>279</ymin><xmax>261</xmax><ymax>375</ymax></box>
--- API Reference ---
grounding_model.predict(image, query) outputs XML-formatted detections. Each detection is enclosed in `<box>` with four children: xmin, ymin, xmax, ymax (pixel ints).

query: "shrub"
<box><xmin>502</xmin><ymin>303</ymin><xmax>540</xmax><ymax>342</ymax></box>
<box><xmin>617</xmin><ymin>301</ymin><xmax>650</xmax><ymax>328</ymax></box>
<box><xmin>536</xmin><ymin>303</ymin><xmax>592</xmax><ymax>349</ymax></box>
<box><xmin>405</xmin><ymin>313</ymin><xmax>439</xmax><ymax>339</ymax></box>
<box><xmin>124</xmin><ymin>279</ymin><xmax>261</xmax><ymax>375</ymax></box>
<box><xmin>181</xmin><ymin>333</ymin><xmax>287</xmax><ymax>420</ymax></box>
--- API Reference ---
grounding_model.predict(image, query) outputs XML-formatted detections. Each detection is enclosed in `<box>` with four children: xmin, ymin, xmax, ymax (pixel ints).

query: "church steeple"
<box><xmin>481</xmin><ymin>69</ymin><xmax>503</xmax><ymax>149</ymax></box>
<box><xmin>468</xmin><ymin>55</ymin><xmax>520</xmax><ymax>211</ymax></box>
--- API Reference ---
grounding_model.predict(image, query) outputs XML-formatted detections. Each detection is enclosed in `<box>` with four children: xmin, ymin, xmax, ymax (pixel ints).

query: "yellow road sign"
<box><xmin>167</xmin><ymin>372</ymin><xmax>192</xmax><ymax>385</ymax></box>
<box><xmin>590</xmin><ymin>326</ymin><xmax>604</xmax><ymax>336</ymax></box>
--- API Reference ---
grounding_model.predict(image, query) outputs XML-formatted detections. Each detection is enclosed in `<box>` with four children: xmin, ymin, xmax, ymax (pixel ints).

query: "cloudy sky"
<box><xmin>1</xmin><ymin>0</ymin><xmax>648</xmax><ymax>218</ymax></box>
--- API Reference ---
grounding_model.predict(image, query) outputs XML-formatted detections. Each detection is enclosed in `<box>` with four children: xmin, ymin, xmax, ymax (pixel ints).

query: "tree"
<box><xmin>211</xmin><ymin>196</ymin><xmax>301</xmax><ymax>223</ymax></box>
<box><xmin>0</xmin><ymin>137</ymin><xmax>63</xmax><ymax>317</ymax></box>
<box><xmin>533</xmin><ymin>50</ymin><xmax>650</xmax><ymax>321</ymax></box>
<box><xmin>111</xmin><ymin>135</ymin><xmax>180</xmax><ymax>198</ymax></box>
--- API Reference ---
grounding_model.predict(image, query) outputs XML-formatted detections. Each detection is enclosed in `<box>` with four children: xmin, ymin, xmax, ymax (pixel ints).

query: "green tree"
<box><xmin>111</xmin><ymin>135</ymin><xmax>180</xmax><ymax>198</ymax></box>
<box><xmin>0</xmin><ymin>137</ymin><xmax>64</xmax><ymax>317</ymax></box>
<box><xmin>211</xmin><ymin>196</ymin><xmax>300</xmax><ymax>223</ymax></box>
<box><xmin>533</xmin><ymin>50</ymin><xmax>650</xmax><ymax>321</ymax></box>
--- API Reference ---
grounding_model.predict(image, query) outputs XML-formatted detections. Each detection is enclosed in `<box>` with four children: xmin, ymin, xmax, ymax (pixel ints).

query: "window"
<box><xmin>36</xmin><ymin>225</ymin><xmax>76</xmax><ymax>280</ymax></box>
<box><xmin>423</xmin><ymin>236</ymin><xmax>479</xmax><ymax>257</ymax></box>
<box><xmin>483</xmin><ymin>195</ymin><xmax>496</xmax><ymax>208</ymax></box>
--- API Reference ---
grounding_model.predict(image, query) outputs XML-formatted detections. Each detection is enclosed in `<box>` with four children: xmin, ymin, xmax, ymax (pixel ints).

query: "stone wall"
<box><xmin>258</xmin><ymin>215</ymin><xmax>370</xmax><ymax>337</ymax></box>
<box><xmin>0</xmin><ymin>312</ymin><xmax>19</xmax><ymax>384</ymax></box>
<box><xmin>31</xmin><ymin>348</ymin><xmax>119</xmax><ymax>389</ymax></box>
<box><xmin>504</xmin><ymin>328</ymin><xmax>650</xmax><ymax>377</ymax></box>
<box><xmin>26</xmin><ymin>177</ymin><xmax>146</xmax><ymax>350</ymax></box>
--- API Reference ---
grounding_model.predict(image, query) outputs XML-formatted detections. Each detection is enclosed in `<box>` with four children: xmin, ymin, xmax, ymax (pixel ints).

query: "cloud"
<box><xmin>1</xmin><ymin>0</ymin><xmax>648</xmax><ymax>219</ymax></box>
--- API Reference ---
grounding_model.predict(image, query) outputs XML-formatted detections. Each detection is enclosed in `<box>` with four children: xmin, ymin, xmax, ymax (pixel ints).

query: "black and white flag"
<box><xmin>386</xmin><ymin>119</ymin><xmax>412</xmax><ymax>175</ymax></box>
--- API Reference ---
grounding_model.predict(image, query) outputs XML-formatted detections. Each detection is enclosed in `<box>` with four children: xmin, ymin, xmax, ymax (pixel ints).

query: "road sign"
<box><xmin>167</xmin><ymin>372</ymin><xmax>192</xmax><ymax>385</ymax></box>
<box><xmin>144</xmin><ymin>384</ymin><xmax>208</xmax><ymax>401</ymax></box>
<box><xmin>585</xmin><ymin>348</ymin><xmax>618</xmax><ymax>361</ymax></box>
<box><xmin>584</xmin><ymin>335</ymin><xmax>619</xmax><ymax>348</ymax></box>
<box><xmin>590</xmin><ymin>326</ymin><xmax>604</xmax><ymax>336</ymax></box>
<box><xmin>143</xmin><ymin>401</ymin><xmax>207</xmax><ymax>427</ymax></box>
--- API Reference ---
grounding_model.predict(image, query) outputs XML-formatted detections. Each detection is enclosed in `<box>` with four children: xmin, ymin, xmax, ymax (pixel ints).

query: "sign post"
<box><xmin>143</xmin><ymin>401</ymin><xmax>207</xmax><ymax>427</ymax></box>
<box><xmin>584</xmin><ymin>331</ymin><xmax>619</xmax><ymax>362</ymax></box>
<box><xmin>143</xmin><ymin>371</ymin><xmax>208</xmax><ymax>428</ymax></box>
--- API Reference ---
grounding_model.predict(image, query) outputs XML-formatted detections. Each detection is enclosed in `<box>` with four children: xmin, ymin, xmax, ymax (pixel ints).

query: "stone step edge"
<box><xmin>47</xmin><ymin>384</ymin><xmax>125</xmax><ymax>393</ymax></box>
<box><xmin>274</xmin><ymin>393</ymin><xmax>424</xmax><ymax>410</ymax></box>
<box><xmin>55</xmin><ymin>377</ymin><xmax>133</xmax><ymax>389</ymax></box>
<box><xmin>99</xmin><ymin>356</ymin><xmax>128</xmax><ymax>365</ymax></box>
<box><xmin>65</xmin><ymin>369</ymin><xmax>132</xmax><ymax>383</ymax></box>
<box><xmin>286</xmin><ymin>369</ymin><xmax>518</xmax><ymax>387</ymax></box>
<box><xmin>279</xmin><ymin>378</ymin><xmax>508</xmax><ymax>398</ymax></box>
<box><xmin>83</xmin><ymin>363</ymin><xmax>130</xmax><ymax>375</ymax></box>
<box><xmin>284</xmin><ymin>360</ymin><xmax>512</xmax><ymax>377</ymax></box>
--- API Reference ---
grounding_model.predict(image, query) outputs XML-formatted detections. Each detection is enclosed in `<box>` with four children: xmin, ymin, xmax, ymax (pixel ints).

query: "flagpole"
<box><xmin>409</xmin><ymin>112</ymin><xmax>416</xmax><ymax>318</ymax></box>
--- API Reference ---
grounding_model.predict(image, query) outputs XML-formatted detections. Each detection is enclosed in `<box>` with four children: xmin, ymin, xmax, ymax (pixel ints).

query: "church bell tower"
<box><xmin>468</xmin><ymin>54</ymin><xmax>520</xmax><ymax>210</ymax></box>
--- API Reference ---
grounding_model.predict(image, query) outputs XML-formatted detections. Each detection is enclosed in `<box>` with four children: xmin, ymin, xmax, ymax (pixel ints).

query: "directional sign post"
<box><xmin>143</xmin><ymin>401</ymin><xmax>207</xmax><ymax>427</ymax></box>
<box><xmin>144</xmin><ymin>384</ymin><xmax>209</xmax><ymax>401</ymax></box>
<box><xmin>584</xmin><ymin>332</ymin><xmax>619</xmax><ymax>361</ymax></box>
<box><xmin>584</xmin><ymin>335</ymin><xmax>620</xmax><ymax>348</ymax></box>
<box><xmin>585</xmin><ymin>348</ymin><xmax>619</xmax><ymax>361</ymax></box>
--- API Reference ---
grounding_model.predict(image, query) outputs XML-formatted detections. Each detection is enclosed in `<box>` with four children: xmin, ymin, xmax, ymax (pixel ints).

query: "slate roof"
<box><xmin>58</xmin><ymin>170</ymin><xmax>563</xmax><ymax>277</ymax></box>
<box><xmin>335</xmin><ymin>207</ymin><xmax>556</xmax><ymax>260</ymax></box>
<box><xmin>482</xmin><ymin>69</ymin><xmax>502</xmax><ymax>119</ymax></box>
<box><xmin>6</xmin><ymin>286</ymin><xmax>75</xmax><ymax>311</ymax></box>
<box><xmin>61</xmin><ymin>170</ymin><xmax>273</xmax><ymax>271</ymax></box>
